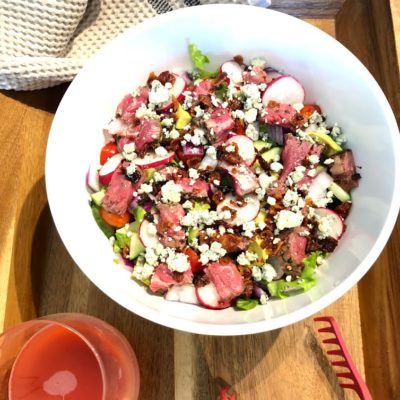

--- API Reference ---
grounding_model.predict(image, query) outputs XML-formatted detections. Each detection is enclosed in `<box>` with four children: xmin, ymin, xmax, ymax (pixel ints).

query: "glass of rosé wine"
<box><xmin>0</xmin><ymin>313</ymin><xmax>140</xmax><ymax>400</ymax></box>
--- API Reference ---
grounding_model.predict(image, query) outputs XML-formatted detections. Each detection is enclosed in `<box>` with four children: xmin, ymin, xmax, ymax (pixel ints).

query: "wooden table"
<box><xmin>0</xmin><ymin>1</ymin><xmax>399</xmax><ymax>399</ymax></box>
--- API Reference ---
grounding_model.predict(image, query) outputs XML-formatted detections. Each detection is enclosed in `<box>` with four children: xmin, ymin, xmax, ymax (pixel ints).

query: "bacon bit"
<box><xmin>220</xmin><ymin>205</ymin><xmax>237</xmax><ymax>220</ymax></box>
<box><xmin>186</xmin><ymin>158</ymin><xmax>202</xmax><ymax>169</ymax></box>
<box><xmin>166</xmin><ymin>138</ymin><xmax>182</xmax><ymax>152</ymax></box>
<box><xmin>198</xmin><ymin>94</ymin><xmax>213</xmax><ymax>110</ymax></box>
<box><xmin>122</xmin><ymin>245</ymin><xmax>130</xmax><ymax>258</ymax></box>
<box><xmin>334</xmin><ymin>201</ymin><xmax>352</xmax><ymax>219</ymax></box>
<box><xmin>228</xmin><ymin>98</ymin><xmax>242</xmax><ymax>111</ymax></box>
<box><xmin>158</xmin><ymin>70</ymin><xmax>176</xmax><ymax>85</ymax></box>
<box><xmin>212</xmin><ymin>190</ymin><xmax>225</xmax><ymax>205</ymax></box>
<box><xmin>219</xmin><ymin>144</ymin><xmax>243</xmax><ymax>165</ymax></box>
<box><xmin>172</xmin><ymin>271</ymin><xmax>185</xmax><ymax>283</ymax></box>
<box><xmin>238</xmin><ymin>266</ymin><xmax>253</xmax><ymax>298</ymax></box>
<box><xmin>267</xmin><ymin>100</ymin><xmax>280</xmax><ymax>108</ymax></box>
<box><xmin>193</xmin><ymin>273</ymin><xmax>210</xmax><ymax>288</ymax></box>
<box><xmin>147</xmin><ymin>71</ymin><xmax>158</xmax><ymax>86</ymax></box>
<box><xmin>232</xmin><ymin>118</ymin><xmax>245</xmax><ymax>135</ymax></box>
<box><xmin>219</xmin><ymin>256</ymin><xmax>234</xmax><ymax>266</ymax></box>
<box><xmin>217</xmin><ymin>234</ymin><xmax>250</xmax><ymax>253</ymax></box>
<box><xmin>233</xmin><ymin>55</ymin><xmax>244</xmax><ymax>65</ymax></box>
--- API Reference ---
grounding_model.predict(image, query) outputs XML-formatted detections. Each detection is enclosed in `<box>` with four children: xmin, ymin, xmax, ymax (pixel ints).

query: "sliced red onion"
<box><xmin>267</xmin><ymin>124</ymin><xmax>284</xmax><ymax>146</ymax></box>
<box><xmin>142</xmin><ymin>201</ymin><xmax>154</xmax><ymax>212</ymax></box>
<box><xmin>253</xmin><ymin>284</ymin><xmax>266</xmax><ymax>299</ymax></box>
<box><xmin>182</xmin><ymin>143</ymin><xmax>205</xmax><ymax>158</ymax></box>
<box><xmin>117</xmin><ymin>253</ymin><xmax>134</xmax><ymax>271</ymax></box>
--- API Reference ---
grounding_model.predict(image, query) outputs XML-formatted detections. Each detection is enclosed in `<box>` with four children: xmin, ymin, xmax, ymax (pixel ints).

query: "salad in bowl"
<box><xmin>87</xmin><ymin>43</ymin><xmax>360</xmax><ymax>311</ymax></box>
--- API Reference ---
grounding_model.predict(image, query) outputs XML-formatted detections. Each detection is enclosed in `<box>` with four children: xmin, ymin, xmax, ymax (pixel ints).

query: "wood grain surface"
<box><xmin>0</xmin><ymin>3</ymin><xmax>399</xmax><ymax>399</ymax></box>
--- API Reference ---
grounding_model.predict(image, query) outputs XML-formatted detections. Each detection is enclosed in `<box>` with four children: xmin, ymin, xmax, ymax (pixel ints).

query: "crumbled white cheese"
<box><xmin>164</xmin><ymin>128</ymin><xmax>180</xmax><ymax>139</ymax></box>
<box><xmin>282</xmin><ymin>190</ymin><xmax>299</xmax><ymax>208</ymax></box>
<box><xmin>138</xmin><ymin>183</ymin><xmax>153</xmax><ymax>194</ymax></box>
<box><xmin>324</xmin><ymin>158</ymin><xmax>334</xmax><ymax>165</ymax></box>
<box><xmin>241</xmin><ymin>83</ymin><xmax>260</xmax><ymax>100</ymax></box>
<box><xmin>270</xmin><ymin>162</ymin><xmax>283</xmax><ymax>172</ymax></box>
<box><xmin>260</xmin><ymin>293</ymin><xmax>269</xmax><ymax>305</ymax></box>
<box><xmin>250</xmin><ymin>57</ymin><xmax>267</xmax><ymax>69</ymax></box>
<box><xmin>123</xmin><ymin>142</ymin><xmax>136</xmax><ymax>153</ymax></box>
<box><xmin>275</xmin><ymin>210</ymin><xmax>304</xmax><ymax>230</ymax></box>
<box><xmin>135</xmin><ymin>104</ymin><xmax>159</xmax><ymax>120</ymax></box>
<box><xmin>161</xmin><ymin>181</ymin><xmax>183</xmax><ymax>203</ymax></box>
<box><xmin>309</xmin><ymin>111</ymin><xmax>323</xmax><ymax>124</ymax></box>
<box><xmin>237</xmin><ymin>251</ymin><xmax>258</xmax><ymax>266</ymax></box>
<box><xmin>149</xmin><ymin>80</ymin><xmax>170</xmax><ymax>106</ymax></box>
<box><xmin>307</xmin><ymin>168</ymin><xmax>317</xmax><ymax>177</ymax></box>
<box><xmin>155</xmin><ymin>146</ymin><xmax>168</xmax><ymax>157</ymax></box>
<box><xmin>267</xmin><ymin>196</ymin><xmax>276</xmax><ymax>206</ymax></box>
<box><xmin>226</xmin><ymin>145</ymin><xmax>235</xmax><ymax>153</ymax></box>
<box><xmin>244</xmin><ymin>108</ymin><xmax>257</xmax><ymax>123</ymax></box>
<box><xmin>198</xmin><ymin>242</ymin><xmax>227</xmax><ymax>265</ymax></box>
<box><xmin>182</xmin><ymin>91</ymin><xmax>193</xmax><ymax>110</ymax></box>
<box><xmin>245</xmin><ymin>123</ymin><xmax>259</xmax><ymax>141</ymax></box>
<box><xmin>308</xmin><ymin>154</ymin><xmax>320</xmax><ymax>164</ymax></box>
<box><xmin>292</xmin><ymin>102</ymin><xmax>304</xmax><ymax>112</ymax></box>
<box><xmin>252</xmin><ymin>266</ymin><xmax>263</xmax><ymax>281</ymax></box>
<box><xmin>161</xmin><ymin>117</ymin><xmax>174</xmax><ymax>127</ymax></box>
<box><xmin>231</xmin><ymin>109</ymin><xmax>244</xmax><ymax>120</ymax></box>
<box><xmin>126</xmin><ymin>163</ymin><xmax>137</xmax><ymax>176</ymax></box>
<box><xmin>242</xmin><ymin>221</ymin><xmax>257</xmax><ymax>238</ymax></box>
<box><xmin>259</xmin><ymin>173</ymin><xmax>276</xmax><ymax>190</ymax></box>
<box><xmin>194</xmin><ymin>105</ymin><xmax>204</xmax><ymax>118</ymax></box>
<box><xmin>166</xmin><ymin>250</ymin><xmax>190</xmax><ymax>272</ymax></box>
<box><xmin>261</xmin><ymin>264</ymin><xmax>277</xmax><ymax>282</ymax></box>
<box><xmin>154</xmin><ymin>171</ymin><xmax>166</xmax><ymax>182</ymax></box>
<box><xmin>206</xmin><ymin>146</ymin><xmax>217</xmax><ymax>159</ymax></box>
<box><xmin>290</xmin><ymin>165</ymin><xmax>306</xmax><ymax>183</ymax></box>
<box><xmin>188</xmin><ymin>168</ymin><xmax>200</xmax><ymax>179</ymax></box>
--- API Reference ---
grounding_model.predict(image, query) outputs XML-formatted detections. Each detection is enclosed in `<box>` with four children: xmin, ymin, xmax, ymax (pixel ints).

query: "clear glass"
<box><xmin>0</xmin><ymin>313</ymin><xmax>140</xmax><ymax>400</ymax></box>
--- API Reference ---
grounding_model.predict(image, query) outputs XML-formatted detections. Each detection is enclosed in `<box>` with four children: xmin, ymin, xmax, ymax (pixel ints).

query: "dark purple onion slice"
<box><xmin>267</xmin><ymin>124</ymin><xmax>284</xmax><ymax>146</ymax></box>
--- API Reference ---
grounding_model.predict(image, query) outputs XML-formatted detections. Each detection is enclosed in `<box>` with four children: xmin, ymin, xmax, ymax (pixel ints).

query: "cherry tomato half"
<box><xmin>100</xmin><ymin>143</ymin><xmax>118</xmax><ymax>165</ymax></box>
<box><xmin>300</xmin><ymin>104</ymin><xmax>322</xmax><ymax>119</ymax></box>
<box><xmin>100</xmin><ymin>207</ymin><xmax>130</xmax><ymax>228</ymax></box>
<box><xmin>184</xmin><ymin>247</ymin><xmax>203</xmax><ymax>273</ymax></box>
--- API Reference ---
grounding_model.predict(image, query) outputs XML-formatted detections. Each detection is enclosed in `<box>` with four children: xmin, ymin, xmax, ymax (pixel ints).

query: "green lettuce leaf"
<box><xmin>188</xmin><ymin>43</ymin><xmax>218</xmax><ymax>79</ymax></box>
<box><xmin>235</xmin><ymin>298</ymin><xmax>258</xmax><ymax>310</ymax></box>
<box><xmin>267</xmin><ymin>251</ymin><xmax>323</xmax><ymax>298</ymax></box>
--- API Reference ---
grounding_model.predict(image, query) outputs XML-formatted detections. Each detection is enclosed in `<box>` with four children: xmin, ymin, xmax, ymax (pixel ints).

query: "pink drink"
<box><xmin>0</xmin><ymin>314</ymin><xmax>140</xmax><ymax>400</ymax></box>
<box><xmin>9</xmin><ymin>324</ymin><xmax>104</xmax><ymax>400</ymax></box>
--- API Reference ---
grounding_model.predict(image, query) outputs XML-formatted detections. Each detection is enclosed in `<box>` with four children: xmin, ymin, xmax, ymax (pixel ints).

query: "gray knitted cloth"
<box><xmin>0</xmin><ymin>0</ymin><xmax>270</xmax><ymax>90</ymax></box>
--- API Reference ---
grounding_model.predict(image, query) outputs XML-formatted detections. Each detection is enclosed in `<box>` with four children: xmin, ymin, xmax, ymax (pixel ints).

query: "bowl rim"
<box><xmin>46</xmin><ymin>4</ymin><xmax>400</xmax><ymax>336</ymax></box>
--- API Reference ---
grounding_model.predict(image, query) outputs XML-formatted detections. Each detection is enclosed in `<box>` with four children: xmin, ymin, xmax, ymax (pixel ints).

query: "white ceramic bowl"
<box><xmin>46</xmin><ymin>4</ymin><xmax>400</xmax><ymax>335</ymax></box>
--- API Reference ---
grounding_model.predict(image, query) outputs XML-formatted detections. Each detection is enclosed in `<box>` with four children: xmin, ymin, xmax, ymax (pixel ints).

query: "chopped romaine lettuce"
<box><xmin>188</xmin><ymin>43</ymin><xmax>218</xmax><ymax>79</ymax></box>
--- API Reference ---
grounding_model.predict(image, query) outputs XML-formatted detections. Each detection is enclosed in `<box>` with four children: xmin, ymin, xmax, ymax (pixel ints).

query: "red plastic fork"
<box><xmin>314</xmin><ymin>316</ymin><xmax>372</xmax><ymax>400</ymax></box>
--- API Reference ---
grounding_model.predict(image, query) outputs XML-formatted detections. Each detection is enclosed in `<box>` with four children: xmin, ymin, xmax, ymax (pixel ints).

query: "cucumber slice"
<box><xmin>254</xmin><ymin>140</ymin><xmax>271</xmax><ymax>153</ymax></box>
<box><xmin>329</xmin><ymin>181</ymin><xmax>351</xmax><ymax>202</ymax></box>
<box><xmin>91</xmin><ymin>190</ymin><xmax>105</xmax><ymax>206</ymax></box>
<box><xmin>261</xmin><ymin>147</ymin><xmax>282</xmax><ymax>163</ymax></box>
<box><xmin>129</xmin><ymin>232</ymin><xmax>145</xmax><ymax>260</ymax></box>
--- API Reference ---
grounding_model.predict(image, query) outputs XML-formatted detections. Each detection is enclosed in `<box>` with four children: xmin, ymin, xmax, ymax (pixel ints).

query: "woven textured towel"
<box><xmin>0</xmin><ymin>0</ymin><xmax>270</xmax><ymax>91</ymax></box>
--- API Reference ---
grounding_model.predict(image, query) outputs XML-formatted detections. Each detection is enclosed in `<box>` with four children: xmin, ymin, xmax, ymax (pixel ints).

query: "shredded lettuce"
<box><xmin>188</xmin><ymin>43</ymin><xmax>219</xmax><ymax>79</ymax></box>
<box><xmin>267</xmin><ymin>252</ymin><xmax>323</xmax><ymax>299</ymax></box>
<box><xmin>235</xmin><ymin>298</ymin><xmax>258</xmax><ymax>311</ymax></box>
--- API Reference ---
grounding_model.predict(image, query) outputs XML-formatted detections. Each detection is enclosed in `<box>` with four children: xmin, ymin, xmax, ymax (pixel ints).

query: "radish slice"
<box><xmin>139</xmin><ymin>219</ymin><xmax>160</xmax><ymax>247</ymax></box>
<box><xmin>87</xmin><ymin>162</ymin><xmax>100</xmax><ymax>192</ymax></box>
<box><xmin>198</xmin><ymin>153</ymin><xmax>218</xmax><ymax>171</ymax></box>
<box><xmin>98</xmin><ymin>153</ymin><xmax>123</xmax><ymax>185</ymax></box>
<box><xmin>132</xmin><ymin>151</ymin><xmax>175</xmax><ymax>169</ymax></box>
<box><xmin>262</xmin><ymin>76</ymin><xmax>305</xmax><ymax>106</ymax></box>
<box><xmin>313</xmin><ymin>208</ymin><xmax>344</xmax><ymax>240</ymax></box>
<box><xmin>226</xmin><ymin>135</ymin><xmax>256</xmax><ymax>166</ymax></box>
<box><xmin>165</xmin><ymin>284</ymin><xmax>199</xmax><ymax>305</ymax></box>
<box><xmin>195</xmin><ymin>282</ymin><xmax>231</xmax><ymax>310</ymax></box>
<box><xmin>308</xmin><ymin>171</ymin><xmax>333</xmax><ymax>202</ymax></box>
<box><xmin>158</xmin><ymin>74</ymin><xmax>187</xmax><ymax>111</ymax></box>
<box><xmin>220</xmin><ymin>61</ymin><xmax>243</xmax><ymax>83</ymax></box>
<box><xmin>265</xmin><ymin>68</ymin><xmax>282</xmax><ymax>80</ymax></box>
<box><xmin>216</xmin><ymin>193</ymin><xmax>260</xmax><ymax>226</ymax></box>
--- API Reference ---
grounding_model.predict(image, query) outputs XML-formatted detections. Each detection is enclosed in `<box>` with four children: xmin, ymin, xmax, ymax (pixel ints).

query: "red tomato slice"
<box><xmin>184</xmin><ymin>248</ymin><xmax>203</xmax><ymax>273</ymax></box>
<box><xmin>100</xmin><ymin>207</ymin><xmax>130</xmax><ymax>228</ymax></box>
<box><xmin>100</xmin><ymin>143</ymin><xmax>119</xmax><ymax>165</ymax></box>
<box><xmin>300</xmin><ymin>104</ymin><xmax>322</xmax><ymax>119</ymax></box>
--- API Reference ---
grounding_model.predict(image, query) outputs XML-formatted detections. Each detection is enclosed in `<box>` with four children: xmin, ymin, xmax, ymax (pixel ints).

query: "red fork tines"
<box><xmin>314</xmin><ymin>316</ymin><xmax>373</xmax><ymax>400</ymax></box>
